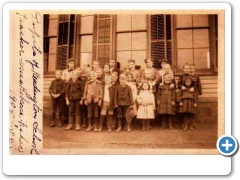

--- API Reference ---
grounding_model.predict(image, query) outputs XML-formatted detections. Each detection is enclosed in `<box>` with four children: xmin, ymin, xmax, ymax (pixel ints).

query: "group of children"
<box><xmin>49</xmin><ymin>58</ymin><xmax>202</xmax><ymax>132</ymax></box>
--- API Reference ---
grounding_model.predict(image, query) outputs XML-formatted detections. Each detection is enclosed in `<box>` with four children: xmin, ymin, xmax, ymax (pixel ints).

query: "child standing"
<box><xmin>179</xmin><ymin>77</ymin><xmax>197</xmax><ymax>131</ymax></box>
<box><xmin>190</xmin><ymin>64</ymin><xmax>202</xmax><ymax>128</ymax></box>
<box><xmin>82</xmin><ymin>71</ymin><xmax>103</xmax><ymax>132</ymax></box>
<box><xmin>99</xmin><ymin>75</ymin><xmax>114</xmax><ymax>132</ymax></box>
<box><xmin>136</xmin><ymin>81</ymin><xmax>155</xmax><ymax>131</ymax></box>
<box><xmin>65</xmin><ymin>71</ymin><xmax>84</xmax><ymax>131</ymax></box>
<box><xmin>126</xmin><ymin>73</ymin><xmax>138</xmax><ymax>115</ymax></box>
<box><xmin>111</xmin><ymin>70</ymin><xmax>120</xmax><ymax>129</ymax></box>
<box><xmin>157</xmin><ymin>74</ymin><xmax>176</xmax><ymax>130</ymax></box>
<box><xmin>49</xmin><ymin>70</ymin><xmax>65</xmax><ymax>127</ymax></box>
<box><xmin>114</xmin><ymin>73</ymin><xmax>133</xmax><ymax>132</ymax></box>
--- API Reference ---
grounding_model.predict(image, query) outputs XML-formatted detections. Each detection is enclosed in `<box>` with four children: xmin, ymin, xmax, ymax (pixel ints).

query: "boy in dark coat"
<box><xmin>114</xmin><ymin>73</ymin><xmax>133</xmax><ymax>132</ymax></box>
<box><xmin>65</xmin><ymin>71</ymin><xmax>84</xmax><ymax>131</ymax></box>
<box><xmin>49</xmin><ymin>70</ymin><xmax>65</xmax><ymax>127</ymax></box>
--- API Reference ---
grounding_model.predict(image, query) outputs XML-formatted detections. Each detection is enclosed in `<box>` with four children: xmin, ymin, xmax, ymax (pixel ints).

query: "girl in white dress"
<box><xmin>136</xmin><ymin>81</ymin><xmax>155</xmax><ymax>130</ymax></box>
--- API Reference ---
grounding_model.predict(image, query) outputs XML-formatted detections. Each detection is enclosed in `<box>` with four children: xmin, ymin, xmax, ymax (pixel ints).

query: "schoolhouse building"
<box><xmin>43</xmin><ymin>14</ymin><xmax>219</xmax><ymax>123</ymax></box>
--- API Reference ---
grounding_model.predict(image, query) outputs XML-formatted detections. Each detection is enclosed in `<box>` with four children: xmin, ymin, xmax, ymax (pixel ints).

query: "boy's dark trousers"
<box><xmin>80</xmin><ymin>104</ymin><xmax>87</xmax><ymax>127</ymax></box>
<box><xmin>50</xmin><ymin>96</ymin><xmax>64</xmax><ymax>127</ymax></box>
<box><xmin>116</xmin><ymin>105</ymin><xmax>129</xmax><ymax>132</ymax></box>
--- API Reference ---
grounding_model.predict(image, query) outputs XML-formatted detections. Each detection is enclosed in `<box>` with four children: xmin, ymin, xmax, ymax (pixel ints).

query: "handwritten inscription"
<box><xmin>9</xmin><ymin>92</ymin><xmax>17</xmax><ymax>150</ymax></box>
<box><xmin>18</xmin><ymin>13</ymin><xmax>30</xmax><ymax>153</ymax></box>
<box><xmin>11</xmin><ymin>11</ymin><xmax>43</xmax><ymax>154</ymax></box>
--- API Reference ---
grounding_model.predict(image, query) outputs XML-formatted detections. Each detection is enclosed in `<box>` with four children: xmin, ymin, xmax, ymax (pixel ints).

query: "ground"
<box><xmin>42</xmin><ymin>114</ymin><xmax>218</xmax><ymax>155</ymax></box>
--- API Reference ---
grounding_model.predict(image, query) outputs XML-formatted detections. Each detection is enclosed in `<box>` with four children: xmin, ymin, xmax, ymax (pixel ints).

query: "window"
<box><xmin>43</xmin><ymin>15</ymin><xmax>58</xmax><ymax>72</ymax></box>
<box><xmin>175</xmin><ymin>14</ymin><xmax>217</xmax><ymax>72</ymax></box>
<box><xmin>92</xmin><ymin>15</ymin><xmax>112</xmax><ymax>67</ymax></box>
<box><xmin>57</xmin><ymin>14</ymin><xmax>75</xmax><ymax>70</ymax></box>
<box><xmin>79</xmin><ymin>14</ymin><xmax>94</xmax><ymax>68</ymax></box>
<box><xmin>116</xmin><ymin>14</ymin><xmax>147</xmax><ymax>69</ymax></box>
<box><xmin>150</xmin><ymin>14</ymin><xmax>172</xmax><ymax>69</ymax></box>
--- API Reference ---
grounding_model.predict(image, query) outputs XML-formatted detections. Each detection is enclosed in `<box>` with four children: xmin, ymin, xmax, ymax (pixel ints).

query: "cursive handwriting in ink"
<box><xmin>19</xmin><ymin>18</ymin><xmax>29</xmax><ymax>56</ymax></box>
<box><xmin>31</xmin><ymin>122</ymin><xmax>43</xmax><ymax>155</ymax></box>
<box><xmin>31</xmin><ymin>10</ymin><xmax>42</xmax><ymax>24</ymax></box>
<box><xmin>25</xmin><ymin>60</ymin><xmax>42</xmax><ymax>119</ymax></box>
<box><xmin>28</xmin><ymin>21</ymin><xmax>42</xmax><ymax>56</ymax></box>
<box><xmin>9</xmin><ymin>94</ymin><xmax>17</xmax><ymax>150</ymax></box>
<box><xmin>16</xmin><ymin>12</ymin><xmax>27</xmax><ymax>20</ymax></box>
<box><xmin>28</xmin><ymin>12</ymin><xmax>43</xmax><ymax>155</ymax></box>
<box><xmin>18</xmin><ymin>14</ymin><xmax>30</xmax><ymax>153</ymax></box>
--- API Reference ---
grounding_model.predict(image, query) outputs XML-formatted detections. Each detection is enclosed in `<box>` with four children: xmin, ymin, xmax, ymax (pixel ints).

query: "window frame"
<box><xmin>172</xmin><ymin>14</ymin><xmax>218</xmax><ymax>75</ymax></box>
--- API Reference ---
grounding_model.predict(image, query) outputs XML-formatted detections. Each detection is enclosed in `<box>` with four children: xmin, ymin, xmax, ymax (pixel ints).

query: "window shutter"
<box><xmin>151</xmin><ymin>15</ymin><xmax>172</xmax><ymax>69</ymax></box>
<box><xmin>93</xmin><ymin>15</ymin><xmax>111</xmax><ymax>67</ymax></box>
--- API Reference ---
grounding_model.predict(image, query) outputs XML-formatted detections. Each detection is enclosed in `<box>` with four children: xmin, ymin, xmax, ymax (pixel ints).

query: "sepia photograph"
<box><xmin>42</xmin><ymin>12</ymin><xmax>221</xmax><ymax>154</ymax></box>
<box><xmin>5</xmin><ymin>2</ymin><xmax>232</xmax><ymax>175</ymax></box>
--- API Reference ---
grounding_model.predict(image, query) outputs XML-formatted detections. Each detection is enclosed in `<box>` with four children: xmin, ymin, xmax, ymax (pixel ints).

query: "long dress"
<box><xmin>157</xmin><ymin>84</ymin><xmax>176</xmax><ymax>115</ymax></box>
<box><xmin>136</xmin><ymin>90</ymin><xmax>155</xmax><ymax>120</ymax></box>
<box><xmin>178</xmin><ymin>87</ymin><xmax>197</xmax><ymax>114</ymax></box>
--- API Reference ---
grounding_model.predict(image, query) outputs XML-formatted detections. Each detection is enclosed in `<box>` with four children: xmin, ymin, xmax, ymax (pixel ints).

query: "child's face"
<box><xmin>68</xmin><ymin>61</ymin><xmax>75</xmax><ymax>69</ymax></box>
<box><xmin>161</xmin><ymin>62</ymin><xmax>166</xmax><ymax>68</ymax></box>
<box><xmin>142</xmin><ymin>83</ymin><xmax>149</xmax><ymax>90</ymax></box>
<box><xmin>55</xmin><ymin>72</ymin><xmax>62</xmax><ymax>79</ymax></box>
<box><xmin>183</xmin><ymin>65</ymin><xmax>190</xmax><ymax>74</ymax></box>
<box><xmin>146</xmin><ymin>60</ymin><xmax>153</xmax><ymax>68</ymax></box>
<box><xmin>109</xmin><ymin>60</ymin><xmax>115</xmax><ymax>68</ymax></box>
<box><xmin>93</xmin><ymin>62</ymin><xmax>100</xmax><ymax>69</ymax></box>
<box><xmin>111</xmin><ymin>73</ymin><xmax>118</xmax><ymax>82</ymax></box>
<box><xmin>185</xmin><ymin>79</ymin><xmax>191</xmax><ymax>87</ymax></box>
<box><xmin>119</xmin><ymin>74</ymin><xmax>126</xmax><ymax>85</ymax></box>
<box><xmin>126</xmin><ymin>74</ymin><xmax>132</xmax><ymax>82</ymax></box>
<box><xmin>190</xmin><ymin>66</ymin><xmax>195</xmax><ymax>74</ymax></box>
<box><xmin>104</xmin><ymin>65</ymin><xmax>110</xmax><ymax>73</ymax></box>
<box><xmin>164</xmin><ymin>76</ymin><xmax>172</xmax><ymax>84</ymax></box>
<box><xmin>96</xmin><ymin>69</ymin><xmax>102</xmax><ymax>77</ymax></box>
<box><xmin>72</xmin><ymin>72</ymin><xmax>78</xmax><ymax>81</ymax></box>
<box><xmin>128</xmin><ymin>62</ymin><xmax>135</xmax><ymax>70</ymax></box>
<box><xmin>125</xmin><ymin>68</ymin><xmax>131</xmax><ymax>74</ymax></box>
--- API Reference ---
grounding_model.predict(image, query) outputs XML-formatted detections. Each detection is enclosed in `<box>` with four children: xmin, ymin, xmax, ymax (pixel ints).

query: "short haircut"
<box><xmin>190</xmin><ymin>63</ymin><xmax>196</xmax><ymax>67</ymax></box>
<box><xmin>68</xmin><ymin>58</ymin><xmax>75</xmax><ymax>63</ymax></box>
<box><xmin>55</xmin><ymin>70</ymin><xmax>62</xmax><ymax>74</ymax></box>
<box><xmin>103</xmin><ymin>64</ymin><xmax>110</xmax><ymax>68</ymax></box>
<box><xmin>128</xmin><ymin>59</ymin><xmax>135</xmax><ymax>64</ymax></box>
<box><xmin>183</xmin><ymin>63</ymin><xmax>190</xmax><ymax>69</ymax></box>
<box><xmin>119</xmin><ymin>73</ymin><xmax>126</xmax><ymax>79</ymax></box>
<box><xmin>111</xmin><ymin>70</ymin><xmax>119</xmax><ymax>75</ymax></box>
